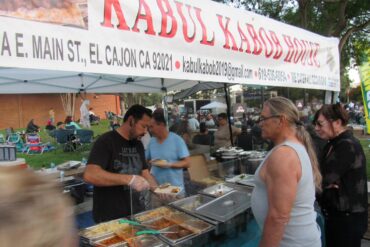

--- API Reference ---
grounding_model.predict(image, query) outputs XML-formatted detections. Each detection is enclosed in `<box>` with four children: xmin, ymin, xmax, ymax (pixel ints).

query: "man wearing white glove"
<box><xmin>84</xmin><ymin>105</ymin><xmax>158</xmax><ymax>223</ymax></box>
<box><xmin>128</xmin><ymin>175</ymin><xmax>150</xmax><ymax>191</ymax></box>
<box><xmin>146</xmin><ymin>112</ymin><xmax>190</xmax><ymax>197</ymax></box>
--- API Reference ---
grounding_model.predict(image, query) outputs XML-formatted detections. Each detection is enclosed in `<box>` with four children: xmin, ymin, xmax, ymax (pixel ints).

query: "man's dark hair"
<box><xmin>123</xmin><ymin>105</ymin><xmax>152</xmax><ymax>122</ymax></box>
<box><xmin>199</xmin><ymin>122</ymin><xmax>207</xmax><ymax>133</ymax></box>
<box><xmin>56</xmin><ymin>121</ymin><xmax>64</xmax><ymax>127</ymax></box>
<box><xmin>218</xmin><ymin>113</ymin><xmax>227</xmax><ymax>119</ymax></box>
<box><xmin>152</xmin><ymin>112</ymin><xmax>167</xmax><ymax>126</ymax></box>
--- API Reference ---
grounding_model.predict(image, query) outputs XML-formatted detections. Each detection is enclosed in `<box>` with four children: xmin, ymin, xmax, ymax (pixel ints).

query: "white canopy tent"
<box><xmin>0</xmin><ymin>67</ymin><xmax>199</xmax><ymax>94</ymax></box>
<box><xmin>200</xmin><ymin>101</ymin><xmax>227</xmax><ymax>110</ymax></box>
<box><xmin>0</xmin><ymin>0</ymin><xmax>340</xmax><ymax>94</ymax></box>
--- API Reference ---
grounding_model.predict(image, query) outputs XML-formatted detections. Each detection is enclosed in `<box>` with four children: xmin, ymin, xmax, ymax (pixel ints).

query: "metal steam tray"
<box><xmin>79</xmin><ymin>218</ymin><xmax>128</xmax><ymax>246</ymax></box>
<box><xmin>169</xmin><ymin>194</ymin><xmax>218</xmax><ymax>225</ymax></box>
<box><xmin>225</xmin><ymin>174</ymin><xmax>255</xmax><ymax>187</ymax></box>
<box><xmin>126</xmin><ymin>235</ymin><xmax>168</xmax><ymax>247</ymax></box>
<box><xmin>199</xmin><ymin>183</ymin><xmax>234</xmax><ymax>197</ymax></box>
<box><xmin>195</xmin><ymin>190</ymin><xmax>251</xmax><ymax>222</ymax></box>
<box><xmin>134</xmin><ymin>206</ymin><xmax>214</xmax><ymax>246</ymax></box>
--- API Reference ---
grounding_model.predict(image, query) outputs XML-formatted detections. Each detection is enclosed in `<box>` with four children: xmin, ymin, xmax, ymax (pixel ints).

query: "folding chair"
<box><xmin>75</xmin><ymin>129</ymin><xmax>94</xmax><ymax>151</ymax></box>
<box><xmin>6</xmin><ymin>133</ymin><xmax>24</xmax><ymax>152</ymax></box>
<box><xmin>22</xmin><ymin>133</ymin><xmax>48</xmax><ymax>154</ymax></box>
<box><xmin>54</xmin><ymin>129</ymin><xmax>76</xmax><ymax>152</ymax></box>
<box><xmin>0</xmin><ymin>134</ymin><xmax>5</xmax><ymax>144</ymax></box>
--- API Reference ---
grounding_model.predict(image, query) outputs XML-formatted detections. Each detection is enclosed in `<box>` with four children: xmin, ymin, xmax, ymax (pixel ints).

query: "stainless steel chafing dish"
<box><xmin>92</xmin><ymin>234</ymin><xmax>127</xmax><ymax>247</ymax></box>
<box><xmin>195</xmin><ymin>190</ymin><xmax>251</xmax><ymax>222</ymax></box>
<box><xmin>199</xmin><ymin>183</ymin><xmax>234</xmax><ymax>197</ymax></box>
<box><xmin>133</xmin><ymin>206</ymin><xmax>176</xmax><ymax>223</ymax></box>
<box><xmin>133</xmin><ymin>206</ymin><xmax>214</xmax><ymax>246</ymax></box>
<box><xmin>169</xmin><ymin>194</ymin><xmax>214</xmax><ymax>212</ymax></box>
<box><xmin>79</xmin><ymin>218</ymin><xmax>128</xmax><ymax>246</ymax></box>
<box><xmin>80</xmin><ymin>219</ymin><xmax>167</xmax><ymax>247</ymax></box>
<box><xmin>169</xmin><ymin>194</ymin><xmax>227</xmax><ymax>235</ymax></box>
<box><xmin>125</xmin><ymin>235</ymin><xmax>168</xmax><ymax>247</ymax></box>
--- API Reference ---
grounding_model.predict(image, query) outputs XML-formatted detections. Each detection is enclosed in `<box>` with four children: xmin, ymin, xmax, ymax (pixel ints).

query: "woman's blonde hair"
<box><xmin>0</xmin><ymin>167</ymin><xmax>76</xmax><ymax>247</ymax></box>
<box><xmin>264</xmin><ymin>97</ymin><xmax>322</xmax><ymax>192</ymax></box>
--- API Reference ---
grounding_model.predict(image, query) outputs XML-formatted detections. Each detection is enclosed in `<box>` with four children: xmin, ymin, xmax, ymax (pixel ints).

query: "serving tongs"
<box><xmin>118</xmin><ymin>219</ymin><xmax>153</xmax><ymax>228</ymax></box>
<box><xmin>135</xmin><ymin>229</ymin><xmax>178</xmax><ymax>236</ymax></box>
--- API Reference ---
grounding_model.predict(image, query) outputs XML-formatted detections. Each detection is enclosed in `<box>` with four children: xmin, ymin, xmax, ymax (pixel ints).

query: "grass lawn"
<box><xmin>1</xmin><ymin>120</ymin><xmax>112</xmax><ymax>170</ymax></box>
<box><xmin>359</xmin><ymin>138</ymin><xmax>370</xmax><ymax>179</ymax></box>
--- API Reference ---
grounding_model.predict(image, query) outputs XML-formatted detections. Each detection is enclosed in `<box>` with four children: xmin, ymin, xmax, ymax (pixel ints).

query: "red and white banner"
<box><xmin>0</xmin><ymin>0</ymin><xmax>340</xmax><ymax>91</ymax></box>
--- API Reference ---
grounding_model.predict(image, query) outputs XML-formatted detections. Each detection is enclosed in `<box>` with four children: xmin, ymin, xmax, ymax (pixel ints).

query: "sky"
<box><xmin>349</xmin><ymin>68</ymin><xmax>361</xmax><ymax>87</ymax></box>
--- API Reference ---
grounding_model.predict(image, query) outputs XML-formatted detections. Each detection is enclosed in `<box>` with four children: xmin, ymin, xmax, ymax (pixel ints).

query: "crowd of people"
<box><xmin>1</xmin><ymin>98</ymin><xmax>367</xmax><ymax>247</ymax></box>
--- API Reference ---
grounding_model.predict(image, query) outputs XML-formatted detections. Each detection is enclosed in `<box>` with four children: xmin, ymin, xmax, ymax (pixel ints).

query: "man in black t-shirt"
<box><xmin>84</xmin><ymin>105</ymin><xmax>158</xmax><ymax>223</ymax></box>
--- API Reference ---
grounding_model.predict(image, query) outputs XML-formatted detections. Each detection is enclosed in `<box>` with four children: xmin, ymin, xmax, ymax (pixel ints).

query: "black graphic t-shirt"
<box><xmin>87</xmin><ymin>130</ymin><xmax>148</xmax><ymax>223</ymax></box>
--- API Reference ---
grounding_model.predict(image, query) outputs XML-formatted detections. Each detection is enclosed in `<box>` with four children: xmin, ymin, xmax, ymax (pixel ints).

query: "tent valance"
<box><xmin>0</xmin><ymin>0</ymin><xmax>340</xmax><ymax>93</ymax></box>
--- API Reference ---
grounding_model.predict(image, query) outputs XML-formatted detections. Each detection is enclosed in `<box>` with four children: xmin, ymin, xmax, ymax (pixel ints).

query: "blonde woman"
<box><xmin>0</xmin><ymin>167</ymin><xmax>77</xmax><ymax>247</ymax></box>
<box><xmin>251</xmin><ymin>97</ymin><xmax>322</xmax><ymax>247</ymax></box>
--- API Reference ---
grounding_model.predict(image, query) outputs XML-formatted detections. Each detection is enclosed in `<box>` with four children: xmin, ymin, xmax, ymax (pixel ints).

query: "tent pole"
<box><xmin>161</xmin><ymin>78</ymin><xmax>169</xmax><ymax>128</ymax></box>
<box><xmin>224</xmin><ymin>83</ymin><xmax>233</xmax><ymax>146</ymax></box>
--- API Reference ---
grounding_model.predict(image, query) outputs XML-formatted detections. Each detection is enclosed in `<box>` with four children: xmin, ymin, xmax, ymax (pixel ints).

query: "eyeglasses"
<box><xmin>314</xmin><ymin>120</ymin><xmax>328</xmax><ymax>128</ymax></box>
<box><xmin>257</xmin><ymin>115</ymin><xmax>280</xmax><ymax>123</ymax></box>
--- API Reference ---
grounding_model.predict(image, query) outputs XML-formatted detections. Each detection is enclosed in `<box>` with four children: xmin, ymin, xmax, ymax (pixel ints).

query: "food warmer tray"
<box><xmin>133</xmin><ymin>206</ymin><xmax>215</xmax><ymax>246</ymax></box>
<box><xmin>199</xmin><ymin>183</ymin><xmax>234</xmax><ymax>197</ymax></box>
<box><xmin>195</xmin><ymin>190</ymin><xmax>251</xmax><ymax>223</ymax></box>
<box><xmin>80</xmin><ymin>218</ymin><xmax>168</xmax><ymax>247</ymax></box>
<box><xmin>79</xmin><ymin>218</ymin><xmax>128</xmax><ymax>246</ymax></box>
<box><xmin>169</xmin><ymin>194</ymin><xmax>218</xmax><ymax>225</ymax></box>
<box><xmin>169</xmin><ymin>194</ymin><xmax>251</xmax><ymax>235</ymax></box>
<box><xmin>224</xmin><ymin>182</ymin><xmax>254</xmax><ymax>194</ymax></box>
<box><xmin>225</xmin><ymin>174</ymin><xmax>255</xmax><ymax>187</ymax></box>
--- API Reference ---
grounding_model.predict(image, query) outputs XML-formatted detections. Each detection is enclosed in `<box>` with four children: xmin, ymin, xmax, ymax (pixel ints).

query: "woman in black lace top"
<box><xmin>314</xmin><ymin>103</ymin><xmax>368</xmax><ymax>247</ymax></box>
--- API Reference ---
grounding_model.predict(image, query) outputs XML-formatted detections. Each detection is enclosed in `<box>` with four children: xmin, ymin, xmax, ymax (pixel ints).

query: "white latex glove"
<box><xmin>128</xmin><ymin>175</ymin><xmax>150</xmax><ymax>191</ymax></box>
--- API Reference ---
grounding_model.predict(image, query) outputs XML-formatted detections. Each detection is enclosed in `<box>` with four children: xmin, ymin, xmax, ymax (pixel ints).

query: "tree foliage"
<box><xmin>217</xmin><ymin>0</ymin><xmax>369</xmax><ymax>98</ymax></box>
<box><xmin>119</xmin><ymin>93</ymin><xmax>163</xmax><ymax>113</ymax></box>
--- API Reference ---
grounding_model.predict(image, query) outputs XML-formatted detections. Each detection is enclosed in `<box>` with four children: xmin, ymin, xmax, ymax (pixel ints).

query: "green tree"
<box><xmin>217</xmin><ymin>0</ymin><xmax>369</xmax><ymax>98</ymax></box>
<box><xmin>118</xmin><ymin>93</ymin><xmax>163</xmax><ymax>114</ymax></box>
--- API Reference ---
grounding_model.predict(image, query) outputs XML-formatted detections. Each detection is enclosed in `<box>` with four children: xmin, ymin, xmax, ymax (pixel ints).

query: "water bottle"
<box><xmin>60</xmin><ymin>170</ymin><xmax>64</xmax><ymax>182</ymax></box>
<box><xmin>81</xmin><ymin>157</ymin><xmax>87</xmax><ymax>166</ymax></box>
<box><xmin>50</xmin><ymin>162</ymin><xmax>56</xmax><ymax>171</ymax></box>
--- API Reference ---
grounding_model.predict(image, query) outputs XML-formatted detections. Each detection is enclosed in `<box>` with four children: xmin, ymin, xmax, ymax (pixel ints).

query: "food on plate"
<box><xmin>154</xmin><ymin>185</ymin><xmax>181</xmax><ymax>195</ymax></box>
<box><xmin>171</xmin><ymin>188</ymin><xmax>180</xmax><ymax>193</ymax></box>
<box><xmin>158</xmin><ymin>183</ymin><xmax>170</xmax><ymax>189</ymax></box>
<box><xmin>152</xmin><ymin>159</ymin><xmax>168</xmax><ymax>166</ymax></box>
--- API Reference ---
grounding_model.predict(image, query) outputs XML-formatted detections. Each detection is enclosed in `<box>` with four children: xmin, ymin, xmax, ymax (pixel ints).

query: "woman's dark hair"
<box><xmin>313</xmin><ymin>103</ymin><xmax>349</xmax><ymax>126</ymax></box>
<box><xmin>123</xmin><ymin>104</ymin><xmax>153</xmax><ymax>122</ymax></box>
<box><xmin>152</xmin><ymin>112</ymin><xmax>166</xmax><ymax>126</ymax></box>
<box><xmin>64</xmin><ymin>116</ymin><xmax>72</xmax><ymax>124</ymax></box>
